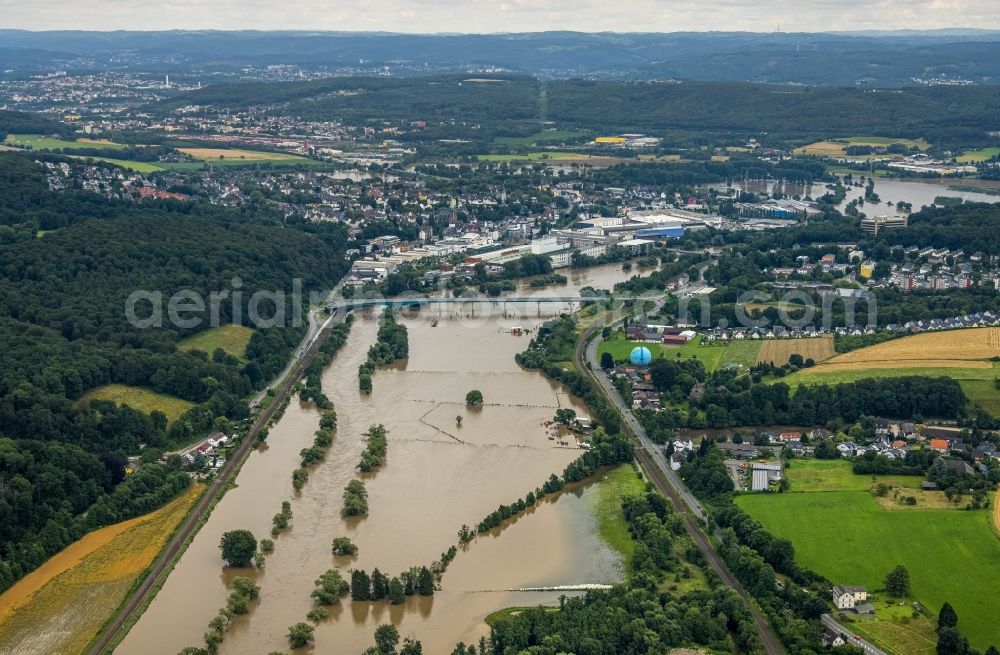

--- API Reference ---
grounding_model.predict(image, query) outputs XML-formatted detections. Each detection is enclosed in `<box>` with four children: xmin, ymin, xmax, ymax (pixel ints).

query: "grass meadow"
<box><xmin>80</xmin><ymin>384</ymin><xmax>194</xmax><ymax>424</ymax></box>
<box><xmin>494</xmin><ymin>130</ymin><xmax>590</xmax><ymax>146</ymax></box>
<box><xmin>737</xmin><ymin>481</ymin><xmax>1000</xmax><ymax>650</ymax></box>
<box><xmin>591</xmin><ymin>464</ymin><xmax>646</xmax><ymax>571</ymax></box>
<box><xmin>4</xmin><ymin>134</ymin><xmax>126</xmax><ymax>151</ymax></box>
<box><xmin>67</xmin><ymin>155</ymin><xmax>164</xmax><ymax>172</ymax></box>
<box><xmin>178</xmin><ymin>324</ymin><xmax>254</xmax><ymax>361</ymax></box>
<box><xmin>784</xmin><ymin>459</ymin><xmax>924</xmax><ymax>493</ymax></box>
<box><xmin>598</xmin><ymin>334</ymin><xmax>762</xmax><ymax>373</ymax></box>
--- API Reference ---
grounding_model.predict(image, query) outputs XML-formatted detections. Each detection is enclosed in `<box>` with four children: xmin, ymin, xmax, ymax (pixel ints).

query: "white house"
<box><xmin>832</xmin><ymin>585</ymin><xmax>867</xmax><ymax>609</ymax></box>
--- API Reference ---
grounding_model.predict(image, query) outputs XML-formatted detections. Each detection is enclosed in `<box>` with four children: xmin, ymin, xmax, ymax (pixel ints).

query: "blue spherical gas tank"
<box><xmin>629</xmin><ymin>346</ymin><xmax>652</xmax><ymax>366</ymax></box>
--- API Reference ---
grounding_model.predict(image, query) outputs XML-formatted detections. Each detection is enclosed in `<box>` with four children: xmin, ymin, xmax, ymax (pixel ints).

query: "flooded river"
<box><xmin>116</xmin><ymin>264</ymin><xmax>634</xmax><ymax>655</ymax></box>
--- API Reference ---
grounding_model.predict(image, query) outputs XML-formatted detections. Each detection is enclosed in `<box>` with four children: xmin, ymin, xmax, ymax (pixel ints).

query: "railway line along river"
<box><xmin>116</xmin><ymin>263</ymin><xmax>637</xmax><ymax>655</ymax></box>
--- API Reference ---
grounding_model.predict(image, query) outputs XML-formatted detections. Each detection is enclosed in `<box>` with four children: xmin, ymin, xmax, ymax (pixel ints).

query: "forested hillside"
<box><xmin>156</xmin><ymin>76</ymin><xmax>1000</xmax><ymax>148</ymax></box>
<box><xmin>0</xmin><ymin>109</ymin><xmax>73</xmax><ymax>141</ymax></box>
<box><xmin>0</xmin><ymin>152</ymin><xmax>350</xmax><ymax>594</ymax></box>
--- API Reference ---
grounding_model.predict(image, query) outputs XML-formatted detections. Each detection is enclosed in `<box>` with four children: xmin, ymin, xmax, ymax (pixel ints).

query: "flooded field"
<box><xmin>699</xmin><ymin>177</ymin><xmax>1000</xmax><ymax>212</ymax></box>
<box><xmin>116</xmin><ymin>264</ymin><xmax>633</xmax><ymax>655</ymax></box>
<box><xmin>835</xmin><ymin>177</ymin><xmax>1000</xmax><ymax>212</ymax></box>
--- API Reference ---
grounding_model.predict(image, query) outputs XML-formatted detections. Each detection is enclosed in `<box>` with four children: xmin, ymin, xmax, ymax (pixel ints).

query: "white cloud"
<box><xmin>1</xmin><ymin>0</ymin><xmax>998</xmax><ymax>31</ymax></box>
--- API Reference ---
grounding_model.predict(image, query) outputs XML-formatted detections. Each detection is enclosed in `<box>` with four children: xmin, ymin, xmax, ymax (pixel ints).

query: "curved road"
<box><xmin>572</xmin><ymin>296</ymin><xmax>785</xmax><ymax>655</ymax></box>
<box><xmin>86</xmin><ymin>313</ymin><xmax>347</xmax><ymax>655</ymax></box>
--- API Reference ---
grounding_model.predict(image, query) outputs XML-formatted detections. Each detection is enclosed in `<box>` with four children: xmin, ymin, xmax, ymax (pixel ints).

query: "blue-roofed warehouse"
<box><xmin>635</xmin><ymin>226</ymin><xmax>685</xmax><ymax>239</ymax></box>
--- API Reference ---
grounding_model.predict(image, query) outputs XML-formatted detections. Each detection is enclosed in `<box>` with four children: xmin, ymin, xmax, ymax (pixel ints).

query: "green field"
<box><xmin>716</xmin><ymin>340</ymin><xmax>762</xmax><ymax>369</ymax></box>
<box><xmin>785</xmin><ymin>459</ymin><xmax>923</xmax><ymax>493</ymax></box>
<box><xmin>67</xmin><ymin>155</ymin><xmax>164</xmax><ymax>173</ymax></box>
<box><xmin>591</xmin><ymin>464</ymin><xmax>646</xmax><ymax>571</ymax></box>
<box><xmin>849</xmin><ymin>599</ymin><xmax>939</xmax><ymax>655</ymax></box>
<box><xmin>736</xmin><ymin>490</ymin><xmax>1000</xmax><ymax>650</ymax></box>
<box><xmin>495</xmin><ymin>130</ymin><xmax>590</xmax><ymax>146</ymax></box>
<box><xmin>956</xmin><ymin>147</ymin><xmax>1000</xmax><ymax>163</ymax></box>
<box><xmin>79</xmin><ymin>384</ymin><xmax>194</xmax><ymax>424</ymax></box>
<box><xmin>783</xmin><ymin>363</ymin><xmax>1000</xmax><ymax>415</ymax></box>
<box><xmin>476</xmin><ymin>151</ymin><xmax>580</xmax><ymax>162</ymax></box>
<box><xmin>598</xmin><ymin>335</ymin><xmax>759</xmax><ymax>373</ymax></box>
<box><xmin>177</xmin><ymin>324</ymin><xmax>254</xmax><ymax>361</ymax></box>
<box><xmin>4</xmin><ymin>134</ymin><xmax>125</xmax><ymax>151</ymax></box>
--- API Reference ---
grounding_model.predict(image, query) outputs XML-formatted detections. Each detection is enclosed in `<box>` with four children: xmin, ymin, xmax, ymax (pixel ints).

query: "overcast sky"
<box><xmin>3</xmin><ymin>0</ymin><xmax>999</xmax><ymax>32</ymax></box>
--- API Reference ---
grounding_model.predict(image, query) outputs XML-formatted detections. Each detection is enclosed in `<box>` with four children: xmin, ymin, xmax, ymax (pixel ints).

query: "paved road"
<box><xmin>571</xmin><ymin>273</ymin><xmax>785</xmax><ymax>655</ymax></box>
<box><xmin>85</xmin><ymin>315</ymin><xmax>348</xmax><ymax>655</ymax></box>
<box><xmin>249</xmin><ymin>307</ymin><xmax>331</xmax><ymax>407</ymax></box>
<box><xmin>250</xmin><ymin>277</ymin><xmax>349</xmax><ymax>407</ymax></box>
<box><xmin>821</xmin><ymin>614</ymin><xmax>888</xmax><ymax>655</ymax></box>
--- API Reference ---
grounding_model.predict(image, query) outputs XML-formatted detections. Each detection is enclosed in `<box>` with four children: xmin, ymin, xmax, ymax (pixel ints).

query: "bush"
<box><xmin>287</xmin><ymin>622</ymin><xmax>314</xmax><ymax>648</ymax></box>
<box><xmin>331</xmin><ymin>537</ymin><xmax>359</xmax><ymax>556</ymax></box>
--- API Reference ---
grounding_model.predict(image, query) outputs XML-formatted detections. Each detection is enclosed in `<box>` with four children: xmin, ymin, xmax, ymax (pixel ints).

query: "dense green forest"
<box><xmin>0</xmin><ymin>152</ymin><xmax>350</xmax><ymax>594</ymax></box>
<box><xmin>156</xmin><ymin>75</ymin><xmax>541</xmax><ymax>127</ymax></box>
<box><xmin>486</xmin><ymin>482</ymin><xmax>772</xmax><ymax>655</ymax></box>
<box><xmin>0</xmin><ymin>109</ymin><xmax>73</xmax><ymax>140</ymax></box>
<box><xmin>545</xmin><ymin>81</ymin><xmax>1000</xmax><ymax>147</ymax></box>
<box><xmin>159</xmin><ymin>76</ymin><xmax>1000</xmax><ymax>148</ymax></box>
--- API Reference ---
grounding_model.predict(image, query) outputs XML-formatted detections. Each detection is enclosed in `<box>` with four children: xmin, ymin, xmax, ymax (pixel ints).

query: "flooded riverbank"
<box><xmin>117</xmin><ymin>264</ymin><xmax>634</xmax><ymax>655</ymax></box>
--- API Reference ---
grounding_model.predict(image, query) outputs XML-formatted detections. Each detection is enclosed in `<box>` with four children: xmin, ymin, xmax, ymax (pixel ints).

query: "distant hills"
<box><xmin>2</xmin><ymin>30</ymin><xmax>1000</xmax><ymax>86</ymax></box>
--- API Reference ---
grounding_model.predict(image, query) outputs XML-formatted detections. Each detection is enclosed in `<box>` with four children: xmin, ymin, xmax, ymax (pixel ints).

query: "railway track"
<box><xmin>85</xmin><ymin>314</ymin><xmax>346</xmax><ymax>655</ymax></box>
<box><xmin>570</xmin><ymin>277</ymin><xmax>784</xmax><ymax>655</ymax></box>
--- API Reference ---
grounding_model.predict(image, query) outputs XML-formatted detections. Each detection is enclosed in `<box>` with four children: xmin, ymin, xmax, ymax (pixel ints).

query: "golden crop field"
<box><xmin>813</xmin><ymin>359</ymin><xmax>992</xmax><ymax>372</ymax></box>
<box><xmin>794</xmin><ymin>136</ymin><xmax>930</xmax><ymax>157</ymax></box>
<box><xmin>830</xmin><ymin>328</ymin><xmax>1000</xmax><ymax>364</ymax></box>
<box><xmin>0</xmin><ymin>484</ymin><xmax>202</xmax><ymax>655</ymax></box>
<box><xmin>757</xmin><ymin>336</ymin><xmax>836</xmax><ymax>365</ymax></box>
<box><xmin>178</xmin><ymin>147</ymin><xmax>303</xmax><ymax>161</ymax></box>
<box><xmin>793</xmin><ymin>141</ymin><xmax>848</xmax><ymax>156</ymax></box>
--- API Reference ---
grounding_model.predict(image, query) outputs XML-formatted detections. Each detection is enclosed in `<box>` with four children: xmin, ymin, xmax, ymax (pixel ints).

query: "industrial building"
<box><xmin>751</xmin><ymin>462</ymin><xmax>783</xmax><ymax>491</ymax></box>
<box><xmin>860</xmin><ymin>215</ymin><xmax>908</xmax><ymax>236</ymax></box>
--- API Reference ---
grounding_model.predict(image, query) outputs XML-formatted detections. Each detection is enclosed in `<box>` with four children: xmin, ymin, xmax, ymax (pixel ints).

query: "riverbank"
<box><xmin>590</xmin><ymin>464</ymin><xmax>646</xmax><ymax>571</ymax></box>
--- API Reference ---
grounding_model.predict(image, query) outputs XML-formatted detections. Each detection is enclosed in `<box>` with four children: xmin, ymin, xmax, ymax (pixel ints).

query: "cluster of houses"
<box><xmin>659</xmin><ymin>309</ymin><xmax>1000</xmax><ymax>344</ymax></box>
<box><xmin>175</xmin><ymin>432</ymin><xmax>230</xmax><ymax>470</ymax></box>
<box><xmin>881</xmin><ymin>312</ymin><xmax>1000</xmax><ymax>334</ymax></box>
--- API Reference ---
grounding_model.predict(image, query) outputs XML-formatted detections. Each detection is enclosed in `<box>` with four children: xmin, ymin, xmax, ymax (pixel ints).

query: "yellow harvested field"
<box><xmin>757</xmin><ymin>337</ymin><xmax>836</xmax><ymax>365</ymax></box>
<box><xmin>829</xmin><ymin>328</ymin><xmax>1000</xmax><ymax>364</ymax></box>
<box><xmin>794</xmin><ymin>141</ymin><xmax>849</xmax><ymax>156</ymax></box>
<box><xmin>812</xmin><ymin>359</ymin><xmax>992</xmax><ymax>372</ymax></box>
<box><xmin>994</xmin><ymin>485</ymin><xmax>1000</xmax><ymax>532</ymax></box>
<box><xmin>178</xmin><ymin>147</ymin><xmax>300</xmax><ymax>161</ymax></box>
<box><xmin>0</xmin><ymin>484</ymin><xmax>202</xmax><ymax>655</ymax></box>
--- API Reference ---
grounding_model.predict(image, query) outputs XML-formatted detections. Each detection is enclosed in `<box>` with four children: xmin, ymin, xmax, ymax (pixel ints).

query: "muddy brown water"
<box><xmin>116</xmin><ymin>264</ymin><xmax>634</xmax><ymax>655</ymax></box>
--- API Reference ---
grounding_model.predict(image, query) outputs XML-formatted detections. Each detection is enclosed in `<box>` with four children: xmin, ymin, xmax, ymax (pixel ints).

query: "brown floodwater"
<box><xmin>116</xmin><ymin>264</ymin><xmax>634</xmax><ymax>655</ymax></box>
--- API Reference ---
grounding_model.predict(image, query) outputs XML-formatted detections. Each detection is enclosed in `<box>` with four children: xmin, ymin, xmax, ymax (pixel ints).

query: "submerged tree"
<box><xmin>219</xmin><ymin>530</ymin><xmax>257</xmax><ymax>567</ymax></box>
